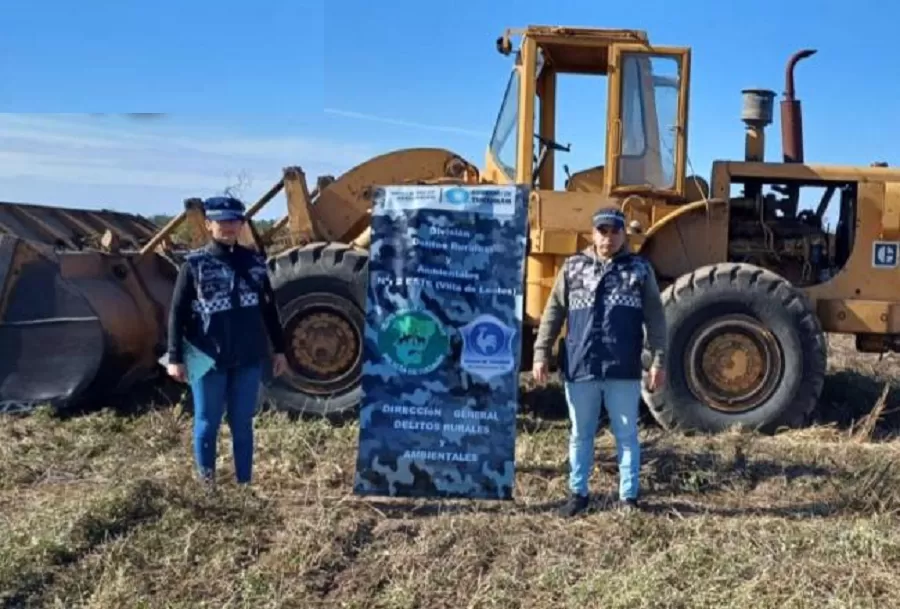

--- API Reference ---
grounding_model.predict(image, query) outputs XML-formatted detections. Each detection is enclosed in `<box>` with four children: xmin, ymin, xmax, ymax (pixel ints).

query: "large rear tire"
<box><xmin>642</xmin><ymin>262</ymin><xmax>827</xmax><ymax>434</ymax></box>
<box><xmin>263</xmin><ymin>241</ymin><xmax>368</xmax><ymax>419</ymax></box>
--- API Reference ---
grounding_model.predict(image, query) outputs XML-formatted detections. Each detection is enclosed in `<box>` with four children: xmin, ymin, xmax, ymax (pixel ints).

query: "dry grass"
<box><xmin>4</xmin><ymin>334</ymin><xmax>900</xmax><ymax>608</ymax></box>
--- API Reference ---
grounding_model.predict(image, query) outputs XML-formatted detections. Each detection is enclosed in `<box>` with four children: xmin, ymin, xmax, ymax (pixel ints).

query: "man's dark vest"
<box><xmin>560</xmin><ymin>250</ymin><xmax>650</xmax><ymax>382</ymax></box>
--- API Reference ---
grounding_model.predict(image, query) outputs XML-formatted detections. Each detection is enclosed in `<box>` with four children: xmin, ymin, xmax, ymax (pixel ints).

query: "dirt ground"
<box><xmin>3</xmin><ymin>334</ymin><xmax>900</xmax><ymax>608</ymax></box>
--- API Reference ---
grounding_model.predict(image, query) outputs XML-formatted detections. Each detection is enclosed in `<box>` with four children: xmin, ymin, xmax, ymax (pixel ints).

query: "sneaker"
<box><xmin>559</xmin><ymin>493</ymin><xmax>590</xmax><ymax>517</ymax></box>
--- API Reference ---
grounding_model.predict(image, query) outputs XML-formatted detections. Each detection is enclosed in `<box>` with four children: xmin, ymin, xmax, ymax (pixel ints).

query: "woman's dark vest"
<box><xmin>183</xmin><ymin>244</ymin><xmax>271</xmax><ymax>369</ymax></box>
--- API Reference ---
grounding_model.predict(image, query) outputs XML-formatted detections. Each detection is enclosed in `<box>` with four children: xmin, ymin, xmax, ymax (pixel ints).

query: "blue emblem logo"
<box><xmin>443</xmin><ymin>187</ymin><xmax>470</xmax><ymax>204</ymax></box>
<box><xmin>459</xmin><ymin>313</ymin><xmax>516</xmax><ymax>380</ymax></box>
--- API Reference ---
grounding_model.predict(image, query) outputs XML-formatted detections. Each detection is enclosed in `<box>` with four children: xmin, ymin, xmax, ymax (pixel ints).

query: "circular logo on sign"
<box><xmin>378</xmin><ymin>309</ymin><xmax>449</xmax><ymax>375</ymax></box>
<box><xmin>443</xmin><ymin>187</ymin><xmax>470</xmax><ymax>204</ymax></box>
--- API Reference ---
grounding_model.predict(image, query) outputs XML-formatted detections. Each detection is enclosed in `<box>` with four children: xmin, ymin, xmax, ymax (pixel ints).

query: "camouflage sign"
<box><xmin>353</xmin><ymin>184</ymin><xmax>529</xmax><ymax>501</ymax></box>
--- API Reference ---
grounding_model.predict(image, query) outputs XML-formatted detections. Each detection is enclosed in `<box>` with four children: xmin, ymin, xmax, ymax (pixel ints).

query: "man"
<box><xmin>166</xmin><ymin>196</ymin><xmax>288</xmax><ymax>487</ymax></box>
<box><xmin>532</xmin><ymin>206</ymin><xmax>667</xmax><ymax>516</ymax></box>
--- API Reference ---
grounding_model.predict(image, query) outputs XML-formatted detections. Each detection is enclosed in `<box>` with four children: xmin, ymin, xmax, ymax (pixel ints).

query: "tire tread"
<box><xmin>264</xmin><ymin>240</ymin><xmax>369</xmax><ymax>419</ymax></box>
<box><xmin>643</xmin><ymin>262</ymin><xmax>827</xmax><ymax>434</ymax></box>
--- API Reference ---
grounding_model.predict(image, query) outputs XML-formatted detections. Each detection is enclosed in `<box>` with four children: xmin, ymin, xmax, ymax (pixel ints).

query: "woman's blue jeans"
<box><xmin>190</xmin><ymin>362</ymin><xmax>264</xmax><ymax>484</ymax></box>
<box><xmin>563</xmin><ymin>379</ymin><xmax>642</xmax><ymax>500</ymax></box>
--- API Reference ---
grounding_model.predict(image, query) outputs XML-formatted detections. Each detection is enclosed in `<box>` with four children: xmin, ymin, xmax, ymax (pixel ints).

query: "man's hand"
<box><xmin>646</xmin><ymin>365</ymin><xmax>665</xmax><ymax>392</ymax></box>
<box><xmin>532</xmin><ymin>361</ymin><xmax>549</xmax><ymax>385</ymax></box>
<box><xmin>273</xmin><ymin>353</ymin><xmax>288</xmax><ymax>377</ymax></box>
<box><xmin>166</xmin><ymin>363</ymin><xmax>186</xmax><ymax>383</ymax></box>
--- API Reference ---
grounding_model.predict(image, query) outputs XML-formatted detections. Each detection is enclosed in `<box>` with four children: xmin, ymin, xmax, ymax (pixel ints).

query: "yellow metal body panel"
<box><xmin>882</xmin><ymin>183</ymin><xmax>900</xmax><ymax>240</ymax></box>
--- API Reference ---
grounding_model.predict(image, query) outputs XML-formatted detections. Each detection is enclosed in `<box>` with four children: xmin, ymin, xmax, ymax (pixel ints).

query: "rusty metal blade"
<box><xmin>0</xmin><ymin>200</ymin><xmax>160</xmax><ymax>251</ymax></box>
<box><xmin>0</xmin><ymin>234</ymin><xmax>179</xmax><ymax>411</ymax></box>
<box><xmin>0</xmin><ymin>235</ymin><xmax>104</xmax><ymax>412</ymax></box>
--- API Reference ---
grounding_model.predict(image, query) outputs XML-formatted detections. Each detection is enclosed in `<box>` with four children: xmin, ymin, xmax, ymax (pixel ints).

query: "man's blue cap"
<box><xmin>592</xmin><ymin>207</ymin><xmax>625</xmax><ymax>229</ymax></box>
<box><xmin>203</xmin><ymin>196</ymin><xmax>246</xmax><ymax>222</ymax></box>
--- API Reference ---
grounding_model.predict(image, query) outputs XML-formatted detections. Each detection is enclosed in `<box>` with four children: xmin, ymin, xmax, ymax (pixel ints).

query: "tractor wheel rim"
<box><xmin>683</xmin><ymin>314</ymin><xmax>783</xmax><ymax>413</ymax></box>
<box><xmin>282</xmin><ymin>300</ymin><xmax>362</xmax><ymax>396</ymax></box>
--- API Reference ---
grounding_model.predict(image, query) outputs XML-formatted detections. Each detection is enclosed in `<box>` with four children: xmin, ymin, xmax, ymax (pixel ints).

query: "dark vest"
<box><xmin>183</xmin><ymin>244</ymin><xmax>271</xmax><ymax>368</ymax></box>
<box><xmin>560</xmin><ymin>250</ymin><xmax>650</xmax><ymax>382</ymax></box>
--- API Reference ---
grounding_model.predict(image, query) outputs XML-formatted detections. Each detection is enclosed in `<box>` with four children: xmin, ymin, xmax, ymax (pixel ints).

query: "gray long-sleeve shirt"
<box><xmin>532</xmin><ymin>247</ymin><xmax>667</xmax><ymax>370</ymax></box>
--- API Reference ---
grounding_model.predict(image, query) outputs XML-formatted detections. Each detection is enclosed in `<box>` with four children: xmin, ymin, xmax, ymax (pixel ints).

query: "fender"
<box><xmin>637</xmin><ymin>198</ymin><xmax>730</xmax><ymax>287</ymax></box>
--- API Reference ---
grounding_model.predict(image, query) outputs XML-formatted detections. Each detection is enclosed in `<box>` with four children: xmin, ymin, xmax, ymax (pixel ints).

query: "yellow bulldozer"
<box><xmin>2</xmin><ymin>25</ymin><xmax>897</xmax><ymax>433</ymax></box>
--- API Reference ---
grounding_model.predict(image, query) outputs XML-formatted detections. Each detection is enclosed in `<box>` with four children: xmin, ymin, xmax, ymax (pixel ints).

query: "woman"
<box><xmin>166</xmin><ymin>195</ymin><xmax>288</xmax><ymax>487</ymax></box>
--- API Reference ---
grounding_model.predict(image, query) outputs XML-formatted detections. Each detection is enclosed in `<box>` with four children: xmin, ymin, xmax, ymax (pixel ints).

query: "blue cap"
<box><xmin>592</xmin><ymin>207</ymin><xmax>625</xmax><ymax>230</ymax></box>
<box><xmin>203</xmin><ymin>196</ymin><xmax>246</xmax><ymax>222</ymax></box>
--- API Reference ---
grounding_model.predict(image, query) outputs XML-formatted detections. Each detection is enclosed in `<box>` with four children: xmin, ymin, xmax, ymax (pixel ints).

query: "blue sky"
<box><xmin>1</xmin><ymin>0</ymin><xmax>897</xmax><ymax>223</ymax></box>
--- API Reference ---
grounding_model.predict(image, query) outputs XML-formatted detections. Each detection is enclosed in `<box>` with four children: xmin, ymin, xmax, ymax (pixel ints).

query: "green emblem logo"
<box><xmin>378</xmin><ymin>309</ymin><xmax>449</xmax><ymax>375</ymax></box>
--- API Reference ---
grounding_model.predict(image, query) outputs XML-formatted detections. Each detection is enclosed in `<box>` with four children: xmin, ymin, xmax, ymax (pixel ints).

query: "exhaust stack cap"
<box><xmin>741</xmin><ymin>89</ymin><xmax>776</xmax><ymax>127</ymax></box>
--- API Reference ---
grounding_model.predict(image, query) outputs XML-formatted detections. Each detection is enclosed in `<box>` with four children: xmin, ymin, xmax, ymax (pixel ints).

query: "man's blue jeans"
<box><xmin>190</xmin><ymin>362</ymin><xmax>264</xmax><ymax>484</ymax></box>
<box><xmin>564</xmin><ymin>378</ymin><xmax>642</xmax><ymax>500</ymax></box>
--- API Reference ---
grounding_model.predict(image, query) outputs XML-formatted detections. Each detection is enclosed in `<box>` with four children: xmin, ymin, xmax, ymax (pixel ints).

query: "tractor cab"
<box><xmin>484</xmin><ymin>26</ymin><xmax>696</xmax><ymax>202</ymax></box>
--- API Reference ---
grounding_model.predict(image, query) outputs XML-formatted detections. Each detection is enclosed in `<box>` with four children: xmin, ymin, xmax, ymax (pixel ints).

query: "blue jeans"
<box><xmin>564</xmin><ymin>379</ymin><xmax>642</xmax><ymax>500</ymax></box>
<box><xmin>190</xmin><ymin>362</ymin><xmax>264</xmax><ymax>484</ymax></box>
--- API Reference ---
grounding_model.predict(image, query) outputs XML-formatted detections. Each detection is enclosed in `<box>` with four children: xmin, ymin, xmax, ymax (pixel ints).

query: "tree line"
<box><xmin>148</xmin><ymin>214</ymin><xmax>280</xmax><ymax>244</ymax></box>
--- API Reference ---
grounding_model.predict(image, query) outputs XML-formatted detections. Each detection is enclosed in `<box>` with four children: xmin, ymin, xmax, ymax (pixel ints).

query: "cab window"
<box><xmin>489</xmin><ymin>67</ymin><xmax>520</xmax><ymax>179</ymax></box>
<box><xmin>617</xmin><ymin>52</ymin><xmax>681</xmax><ymax>190</ymax></box>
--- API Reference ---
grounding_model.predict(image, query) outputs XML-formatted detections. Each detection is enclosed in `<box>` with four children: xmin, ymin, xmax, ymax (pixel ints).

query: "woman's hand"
<box><xmin>273</xmin><ymin>353</ymin><xmax>288</xmax><ymax>377</ymax></box>
<box><xmin>167</xmin><ymin>363</ymin><xmax>186</xmax><ymax>383</ymax></box>
<box><xmin>646</xmin><ymin>365</ymin><xmax>665</xmax><ymax>392</ymax></box>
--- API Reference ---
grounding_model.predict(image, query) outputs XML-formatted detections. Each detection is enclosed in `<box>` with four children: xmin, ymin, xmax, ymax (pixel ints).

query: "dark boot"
<box><xmin>559</xmin><ymin>493</ymin><xmax>590</xmax><ymax>517</ymax></box>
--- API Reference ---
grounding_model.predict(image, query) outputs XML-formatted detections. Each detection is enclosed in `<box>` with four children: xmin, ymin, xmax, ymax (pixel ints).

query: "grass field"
<box><xmin>3</xmin><ymin>334</ymin><xmax>900</xmax><ymax>608</ymax></box>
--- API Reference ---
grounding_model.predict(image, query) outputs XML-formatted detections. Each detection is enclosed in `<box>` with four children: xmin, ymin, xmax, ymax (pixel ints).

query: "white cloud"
<box><xmin>324</xmin><ymin>107</ymin><xmax>488</xmax><ymax>138</ymax></box>
<box><xmin>171</xmin><ymin>135</ymin><xmax>375</xmax><ymax>167</ymax></box>
<box><xmin>0</xmin><ymin>150</ymin><xmax>243</xmax><ymax>190</ymax></box>
<box><xmin>0</xmin><ymin>114</ymin><xmax>378</xmax><ymax>214</ymax></box>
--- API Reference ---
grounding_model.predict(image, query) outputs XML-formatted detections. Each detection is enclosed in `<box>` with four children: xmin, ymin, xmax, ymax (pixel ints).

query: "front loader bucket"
<box><xmin>0</xmin><ymin>235</ymin><xmax>102</xmax><ymax>411</ymax></box>
<box><xmin>0</xmin><ymin>203</ymin><xmax>177</xmax><ymax>413</ymax></box>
